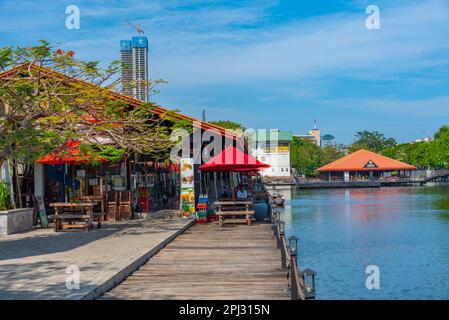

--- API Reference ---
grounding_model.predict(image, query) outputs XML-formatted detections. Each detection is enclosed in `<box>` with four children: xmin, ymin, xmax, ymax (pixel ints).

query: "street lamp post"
<box><xmin>288</xmin><ymin>235</ymin><xmax>299</xmax><ymax>300</ymax></box>
<box><xmin>302</xmin><ymin>268</ymin><xmax>317</xmax><ymax>300</ymax></box>
<box><xmin>279</xmin><ymin>221</ymin><xmax>286</xmax><ymax>268</ymax></box>
<box><xmin>288</xmin><ymin>235</ymin><xmax>298</xmax><ymax>256</ymax></box>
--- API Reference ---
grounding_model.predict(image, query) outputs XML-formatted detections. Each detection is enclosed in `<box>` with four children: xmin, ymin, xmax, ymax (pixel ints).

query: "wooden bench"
<box><xmin>216</xmin><ymin>211</ymin><xmax>255</xmax><ymax>227</ymax></box>
<box><xmin>215</xmin><ymin>201</ymin><xmax>255</xmax><ymax>227</ymax></box>
<box><xmin>48</xmin><ymin>214</ymin><xmax>92</xmax><ymax>231</ymax></box>
<box><xmin>50</xmin><ymin>202</ymin><xmax>96</xmax><ymax>232</ymax></box>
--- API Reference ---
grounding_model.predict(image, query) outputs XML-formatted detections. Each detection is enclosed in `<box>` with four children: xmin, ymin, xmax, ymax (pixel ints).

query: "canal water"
<box><xmin>276</xmin><ymin>185</ymin><xmax>449</xmax><ymax>300</ymax></box>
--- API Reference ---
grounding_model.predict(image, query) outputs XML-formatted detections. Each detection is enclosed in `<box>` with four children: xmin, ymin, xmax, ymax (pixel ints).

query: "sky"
<box><xmin>1</xmin><ymin>0</ymin><xmax>448</xmax><ymax>144</ymax></box>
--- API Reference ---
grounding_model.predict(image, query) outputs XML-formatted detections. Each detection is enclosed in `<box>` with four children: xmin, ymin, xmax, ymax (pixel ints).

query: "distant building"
<box><xmin>294</xmin><ymin>119</ymin><xmax>321</xmax><ymax>146</ymax></box>
<box><xmin>252</xmin><ymin>130</ymin><xmax>293</xmax><ymax>177</ymax></box>
<box><xmin>317</xmin><ymin>149</ymin><xmax>416</xmax><ymax>181</ymax></box>
<box><xmin>120</xmin><ymin>36</ymin><xmax>149</xmax><ymax>102</ymax></box>
<box><xmin>415</xmin><ymin>137</ymin><xmax>434</xmax><ymax>143</ymax></box>
<box><xmin>321</xmin><ymin>134</ymin><xmax>336</xmax><ymax>146</ymax></box>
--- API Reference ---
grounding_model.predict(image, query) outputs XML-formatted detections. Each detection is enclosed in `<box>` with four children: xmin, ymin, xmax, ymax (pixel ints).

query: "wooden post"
<box><xmin>99</xmin><ymin>177</ymin><xmax>104</xmax><ymax>228</ymax></box>
<box><xmin>276</xmin><ymin>223</ymin><xmax>281</xmax><ymax>249</ymax></box>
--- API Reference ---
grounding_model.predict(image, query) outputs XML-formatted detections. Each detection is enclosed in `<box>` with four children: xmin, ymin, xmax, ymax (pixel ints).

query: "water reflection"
<box><xmin>280</xmin><ymin>185</ymin><xmax>449</xmax><ymax>299</ymax></box>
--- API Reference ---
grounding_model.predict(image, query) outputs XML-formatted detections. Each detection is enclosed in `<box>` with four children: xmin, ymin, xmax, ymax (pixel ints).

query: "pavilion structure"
<box><xmin>317</xmin><ymin>149</ymin><xmax>416</xmax><ymax>182</ymax></box>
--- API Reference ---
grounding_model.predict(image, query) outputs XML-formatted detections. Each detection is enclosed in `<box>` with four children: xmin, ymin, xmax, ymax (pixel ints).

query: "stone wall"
<box><xmin>0</xmin><ymin>208</ymin><xmax>34</xmax><ymax>235</ymax></box>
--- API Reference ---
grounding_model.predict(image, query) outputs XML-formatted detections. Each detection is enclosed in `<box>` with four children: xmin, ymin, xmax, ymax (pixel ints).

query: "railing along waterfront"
<box><xmin>265</xmin><ymin>188</ymin><xmax>316</xmax><ymax>300</ymax></box>
<box><xmin>296</xmin><ymin>169</ymin><xmax>449</xmax><ymax>186</ymax></box>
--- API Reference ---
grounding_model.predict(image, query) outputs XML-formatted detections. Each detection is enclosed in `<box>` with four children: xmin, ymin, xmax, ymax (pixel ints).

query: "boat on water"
<box><xmin>272</xmin><ymin>194</ymin><xmax>285</xmax><ymax>206</ymax></box>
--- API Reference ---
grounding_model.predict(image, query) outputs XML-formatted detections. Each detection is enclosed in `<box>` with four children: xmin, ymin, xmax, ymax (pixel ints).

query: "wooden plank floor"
<box><xmin>101</xmin><ymin>222</ymin><xmax>290</xmax><ymax>300</ymax></box>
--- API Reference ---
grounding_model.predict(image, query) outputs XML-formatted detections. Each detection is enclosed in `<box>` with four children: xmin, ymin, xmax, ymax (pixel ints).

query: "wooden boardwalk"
<box><xmin>101</xmin><ymin>222</ymin><xmax>290</xmax><ymax>300</ymax></box>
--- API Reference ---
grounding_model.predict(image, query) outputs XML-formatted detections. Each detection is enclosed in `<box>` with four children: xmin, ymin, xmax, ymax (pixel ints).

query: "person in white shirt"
<box><xmin>236</xmin><ymin>185</ymin><xmax>248</xmax><ymax>200</ymax></box>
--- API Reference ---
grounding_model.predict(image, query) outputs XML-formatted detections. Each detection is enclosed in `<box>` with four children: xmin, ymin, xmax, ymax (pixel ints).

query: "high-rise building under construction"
<box><xmin>120</xmin><ymin>36</ymin><xmax>149</xmax><ymax>102</ymax></box>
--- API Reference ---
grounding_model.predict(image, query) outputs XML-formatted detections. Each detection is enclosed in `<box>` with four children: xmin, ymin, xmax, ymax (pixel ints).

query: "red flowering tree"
<box><xmin>0</xmin><ymin>41</ymin><xmax>189</xmax><ymax>207</ymax></box>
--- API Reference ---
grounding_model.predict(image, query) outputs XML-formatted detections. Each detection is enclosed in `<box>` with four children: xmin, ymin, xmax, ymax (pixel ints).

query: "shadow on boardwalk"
<box><xmin>0</xmin><ymin>218</ymin><xmax>191</xmax><ymax>300</ymax></box>
<box><xmin>0</xmin><ymin>220</ymin><xmax>183</xmax><ymax>260</ymax></box>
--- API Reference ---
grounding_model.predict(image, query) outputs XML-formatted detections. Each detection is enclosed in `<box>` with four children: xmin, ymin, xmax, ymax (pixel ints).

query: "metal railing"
<box><xmin>266</xmin><ymin>190</ymin><xmax>313</xmax><ymax>300</ymax></box>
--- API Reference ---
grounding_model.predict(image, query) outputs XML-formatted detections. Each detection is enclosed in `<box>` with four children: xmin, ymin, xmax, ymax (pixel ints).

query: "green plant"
<box><xmin>0</xmin><ymin>182</ymin><xmax>11</xmax><ymax>211</ymax></box>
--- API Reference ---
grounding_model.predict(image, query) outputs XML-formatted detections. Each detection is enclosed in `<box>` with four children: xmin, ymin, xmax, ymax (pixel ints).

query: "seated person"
<box><xmin>222</xmin><ymin>186</ymin><xmax>233</xmax><ymax>199</ymax></box>
<box><xmin>236</xmin><ymin>185</ymin><xmax>248</xmax><ymax>200</ymax></box>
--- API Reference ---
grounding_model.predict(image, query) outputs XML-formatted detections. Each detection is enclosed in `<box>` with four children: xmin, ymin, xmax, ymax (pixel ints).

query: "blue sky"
<box><xmin>1</xmin><ymin>0</ymin><xmax>448</xmax><ymax>143</ymax></box>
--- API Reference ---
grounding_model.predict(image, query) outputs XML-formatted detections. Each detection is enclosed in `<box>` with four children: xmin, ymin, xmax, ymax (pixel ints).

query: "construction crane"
<box><xmin>128</xmin><ymin>22</ymin><xmax>144</xmax><ymax>35</ymax></box>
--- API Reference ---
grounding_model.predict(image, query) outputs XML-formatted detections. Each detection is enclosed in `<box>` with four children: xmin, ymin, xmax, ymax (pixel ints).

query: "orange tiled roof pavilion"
<box><xmin>317</xmin><ymin>149</ymin><xmax>416</xmax><ymax>172</ymax></box>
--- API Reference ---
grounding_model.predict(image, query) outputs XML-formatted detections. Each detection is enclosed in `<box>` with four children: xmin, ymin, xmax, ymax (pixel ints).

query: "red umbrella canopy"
<box><xmin>199</xmin><ymin>146</ymin><xmax>270</xmax><ymax>172</ymax></box>
<box><xmin>37</xmin><ymin>140</ymin><xmax>107</xmax><ymax>165</ymax></box>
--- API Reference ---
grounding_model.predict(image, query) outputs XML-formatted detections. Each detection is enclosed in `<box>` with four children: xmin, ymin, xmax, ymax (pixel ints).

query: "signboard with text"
<box><xmin>180</xmin><ymin>158</ymin><xmax>195</xmax><ymax>218</ymax></box>
<box><xmin>263</xmin><ymin>143</ymin><xmax>290</xmax><ymax>154</ymax></box>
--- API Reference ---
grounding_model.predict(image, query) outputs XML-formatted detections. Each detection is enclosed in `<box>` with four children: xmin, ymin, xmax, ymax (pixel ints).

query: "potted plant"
<box><xmin>0</xmin><ymin>182</ymin><xmax>11</xmax><ymax>211</ymax></box>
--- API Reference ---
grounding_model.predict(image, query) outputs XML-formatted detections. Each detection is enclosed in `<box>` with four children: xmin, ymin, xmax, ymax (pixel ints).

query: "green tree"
<box><xmin>290</xmin><ymin>137</ymin><xmax>323</xmax><ymax>176</ymax></box>
<box><xmin>209</xmin><ymin>120</ymin><xmax>245</xmax><ymax>132</ymax></box>
<box><xmin>382</xmin><ymin>125</ymin><xmax>449</xmax><ymax>169</ymax></box>
<box><xmin>350</xmin><ymin>130</ymin><xmax>397</xmax><ymax>153</ymax></box>
<box><xmin>0</xmin><ymin>182</ymin><xmax>11</xmax><ymax>211</ymax></box>
<box><xmin>0</xmin><ymin>41</ymin><xmax>189</xmax><ymax>207</ymax></box>
<box><xmin>321</xmin><ymin>144</ymin><xmax>346</xmax><ymax>165</ymax></box>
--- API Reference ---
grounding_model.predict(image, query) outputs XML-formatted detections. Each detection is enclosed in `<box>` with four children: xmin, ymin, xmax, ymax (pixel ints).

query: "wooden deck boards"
<box><xmin>101</xmin><ymin>222</ymin><xmax>290</xmax><ymax>300</ymax></box>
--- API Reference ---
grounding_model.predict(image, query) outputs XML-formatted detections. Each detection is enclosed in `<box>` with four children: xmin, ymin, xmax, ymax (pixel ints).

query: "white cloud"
<box><xmin>9</xmin><ymin>0</ymin><xmax>446</xmax><ymax>91</ymax></box>
<box><xmin>150</xmin><ymin>0</ymin><xmax>449</xmax><ymax>86</ymax></box>
<box><xmin>320</xmin><ymin>95</ymin><xmax>449</xmax><ymax>117</ymax></box>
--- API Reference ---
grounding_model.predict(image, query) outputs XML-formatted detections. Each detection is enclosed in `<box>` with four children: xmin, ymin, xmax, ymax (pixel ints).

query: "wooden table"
<box><xmin>215</xmin><ymin>201</ymin><xmax>255</xmax><ymax>227</ymax></box>
<box><xmin>49</xmin><ymin>202</ymin><xmax>98</xmax><ymax>232</ymax></box>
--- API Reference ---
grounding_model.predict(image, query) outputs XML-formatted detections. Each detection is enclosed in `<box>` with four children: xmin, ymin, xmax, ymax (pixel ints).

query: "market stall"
<box><xmin>198</xmin><ymin>146</ymin><xmax>270</xmax><ymax>225</ymax></box>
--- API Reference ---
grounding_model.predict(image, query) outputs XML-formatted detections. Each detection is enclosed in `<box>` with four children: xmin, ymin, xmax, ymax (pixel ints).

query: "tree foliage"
<box><xmin>0</xmin><ymin>41</ymin><xmax>189</xmax><ymax>167</ymax></box>
<box><xmin>0</xmin><ymin>182</ymin><xmax>11</xmax><ymax>211</ymax></box>
<box><xmin>209</xmin><ymin>120</ymin><xmax>245</xmax><ymax>132</ymax></box>
<box><xmin>290</xmin><ymin>137</ymin><xmax>344</xmax><ymax>176</ymax></box>
<box><xmin>382</xmin><ymin>125</ymin><xmax>449</xmax><ymax>169</ymax></box>
<box><xmin>0</xmin><ymin>41</ymin><xmax>193</xmax><ymax>208</ymax></box>
<box><xmin>350</xmin><ymin>130</ymin><xmax>397</xmax><ymax>153</ymax></box>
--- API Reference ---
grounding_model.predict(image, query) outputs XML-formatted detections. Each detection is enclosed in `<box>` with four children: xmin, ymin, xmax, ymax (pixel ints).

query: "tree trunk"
<box><xmin>12</xmin><ymin>158</ymin><xmax>23</xmax><ymax>208</ymax></box>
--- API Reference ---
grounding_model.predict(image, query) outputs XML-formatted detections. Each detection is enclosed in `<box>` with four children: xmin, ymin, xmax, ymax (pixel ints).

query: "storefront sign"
<box><xmin>263</xmin><ymin>143</ymin><xmax>290</xmax><ymax>154</ymax></box>
<box><xmin>76</xmin><ymin>170</ymin><xmax>86</xmax><ymax>178</ymax></box>
<box><xmin>180</xmin><ymin>158</ymin><xmax>195</xmax><ymax>218</ymax></box>
<box><xmin>364</xmin><ymin>160</ymin><xmax>378</xmax><ymax>169</ymax></box>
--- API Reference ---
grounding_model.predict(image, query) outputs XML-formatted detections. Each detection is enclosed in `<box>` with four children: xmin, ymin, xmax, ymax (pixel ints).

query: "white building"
<box><xmin>294</xmin><ymin>119</ymin><xmax>321</xmax><ymax>146</ymax></box>
<box><xmin>251</xmin><ymin>130</ymin><xmax>293</xmax><ymax>177</ymax></box>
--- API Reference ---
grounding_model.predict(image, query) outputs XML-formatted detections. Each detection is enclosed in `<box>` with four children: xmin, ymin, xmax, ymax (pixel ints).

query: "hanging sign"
<box><xmin>76</xmin><ymin>170</ymin><xmax>86</xmax><ymax>178</ymax></box>
<box><xmin>180</xmin><ymin>158</ymin><xmax>195</xmax><ymax>218</ymax></box>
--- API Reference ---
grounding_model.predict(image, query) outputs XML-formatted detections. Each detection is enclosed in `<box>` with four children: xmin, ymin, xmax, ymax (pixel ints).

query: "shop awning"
<box><xmin>37</xmin><ymin>140</ymin><xmax>107</xmax><ymax>165</ymax></box>
<box><xmin>199</xmin><ymin>146</ymin><xmax>270</xmax><ymax>172</ymax></box>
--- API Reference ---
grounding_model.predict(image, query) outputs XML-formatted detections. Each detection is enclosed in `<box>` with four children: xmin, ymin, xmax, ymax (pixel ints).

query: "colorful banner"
<box><xmin>180</xmin><ymin>158</ymin><xmax>195</xmax><ymax>218</ymax></box>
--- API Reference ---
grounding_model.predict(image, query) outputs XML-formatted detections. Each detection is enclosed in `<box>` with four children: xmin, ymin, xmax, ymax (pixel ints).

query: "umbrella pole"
<box><xmin>232</xmin><ymin>171</ymin><xmax>235</xmax><ymax>201</ymax></box>
<box><xmin>72</xmin><ymin>165</ymin><xmax>76</xmax><ymax>201</ymax></box>
<box><xmin>214</xmin><ymin>172</ymin><xmax>218</xmax><ymax>201</ymax></box>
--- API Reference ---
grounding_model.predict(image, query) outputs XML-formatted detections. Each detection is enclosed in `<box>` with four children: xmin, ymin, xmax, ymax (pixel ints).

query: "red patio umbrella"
<box><xmin>37</xmin><ymin>140</ymin><xmax>107</xmax><ymax>165</ymax></box>
<box><xmin>199</xmin><ymin>146</ymin><xmax>269</xmax><ymax>172</ymax></box>
<box><xmin>199</xmin><ymin>146</ymin><xmax>269</xmax><ymax>200</ymax></box>
<box><xmin>37</xmin><ymin>139</ymin><xmax>108</xmax><ymax>202</ymax></box>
